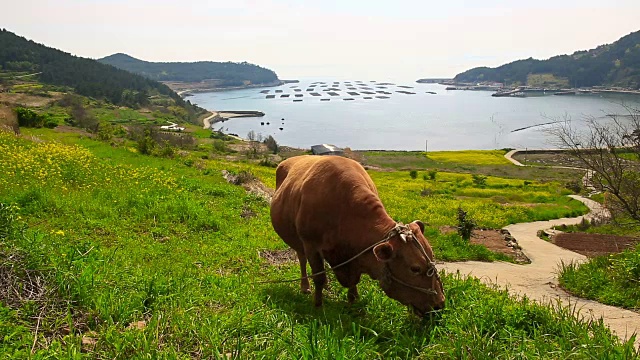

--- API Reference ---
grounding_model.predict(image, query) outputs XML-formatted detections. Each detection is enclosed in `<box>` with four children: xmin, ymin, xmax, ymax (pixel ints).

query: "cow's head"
<box><xmin>373</xmin><ymin>221</ymin><xmax>445</xmax><ymax>316</ymax></box>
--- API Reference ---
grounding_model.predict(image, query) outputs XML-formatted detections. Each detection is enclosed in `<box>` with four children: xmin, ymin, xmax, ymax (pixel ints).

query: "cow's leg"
<box><xmin>334</xmin><ymin>269</ymin><xmax>362</xmax><ymax>304</ymax></box>
<box><xmin>296</xmin><ymin>250</ymin><xmax>311</xmax><ymax>294</ymax></box>
<box><xmin>306</xmin><ymin>251</ymin><xmax>327</xmax><ymax>307</ymax></box>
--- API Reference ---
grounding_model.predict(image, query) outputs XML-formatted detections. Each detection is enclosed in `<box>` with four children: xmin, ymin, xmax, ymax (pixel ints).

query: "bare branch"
<box><xmin>547</xmin><ymin>104</ymin><xmax>640</xmax><ymax>224</ymax></box>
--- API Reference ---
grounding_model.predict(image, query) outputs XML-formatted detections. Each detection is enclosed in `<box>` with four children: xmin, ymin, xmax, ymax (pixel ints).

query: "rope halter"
<box><xmin>379</xmin><ymin>223</ymin><xmax>440</xmax><ymax>295</ymax></box>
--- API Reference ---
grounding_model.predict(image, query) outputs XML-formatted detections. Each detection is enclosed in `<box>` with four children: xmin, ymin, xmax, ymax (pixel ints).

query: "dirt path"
<box><xmin>442</xmin><ymin>194</ymin><xmax>640</xmax><ymax>346</ymax></box>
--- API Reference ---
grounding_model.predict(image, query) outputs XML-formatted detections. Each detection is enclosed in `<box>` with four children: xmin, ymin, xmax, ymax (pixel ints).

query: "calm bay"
<box><xmin>188</xmin><ymin>81</ymin><xmax>639</xmax><ymax>151</ymax></box>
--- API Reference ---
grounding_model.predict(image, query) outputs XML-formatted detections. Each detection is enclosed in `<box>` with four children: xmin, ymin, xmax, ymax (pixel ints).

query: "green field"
<box><xmin>1</xmin><ymin>129</ymin><xmax>636</xmax><ymax>358</ymax></box>
<box><xmin>358</xmin><ymin>150</ymin><xmax>582</xmax><ymax>182</ymax></box>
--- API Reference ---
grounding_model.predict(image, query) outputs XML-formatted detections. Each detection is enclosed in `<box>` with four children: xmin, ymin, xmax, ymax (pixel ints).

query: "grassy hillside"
<box><xmin>454</xmin><ymin>30</ymin><xmax>640</xmax><ymax>89</ymax></box>
<box><xmin>0</xmin><ymin>30</ymin><xmax>203</xmax><ymax>121</ymax></box>
<box><xmin>1</xmin><ymin>127</ymin><xmax>636</xmax><ymax>358</ymax></box>
<box><xmin>99</xmin><ymin>53</ymin><xmax>280</xmax><ymax>87</ymax></box>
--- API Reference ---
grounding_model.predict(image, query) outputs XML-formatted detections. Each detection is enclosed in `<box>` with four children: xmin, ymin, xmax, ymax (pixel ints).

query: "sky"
<box><xmin>2</xmin><ymin>0</ymin><xmax>640</xmax><ymax>81</ymax></box>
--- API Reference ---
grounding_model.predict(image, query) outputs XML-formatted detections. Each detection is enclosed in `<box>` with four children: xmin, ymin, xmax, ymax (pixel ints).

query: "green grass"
<box><xmin>0</xmin><ymin>130</ymin><xmax>635</xmax><ymax>358</ymax></box>
<box><xmin>92</xmin><ymin>106</ymin><xmax>159</xmax><ymax>125</ymax></box>
<box><xmin>559</xmin><ymin>248</ymin><xmax>640</xmax><ymax>310</ymax></box>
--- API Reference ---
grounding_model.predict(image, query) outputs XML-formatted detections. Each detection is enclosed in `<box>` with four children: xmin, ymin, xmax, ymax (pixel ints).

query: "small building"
<box><xmin>160</xmin><ymin>122</ymin><xmax>185</xmax><ymax>132</ymax></box>
<box><xmin>311</xmin><ymin>144</ymin><xmax>344</xmax><ymax>156</ymax></box>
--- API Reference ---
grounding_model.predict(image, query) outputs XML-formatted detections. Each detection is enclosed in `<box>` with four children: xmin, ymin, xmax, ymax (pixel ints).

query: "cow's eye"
<box><xmin>410</xmin><ymin>266</ymin><xmax>421</xmax><ymax>275</ymax></box>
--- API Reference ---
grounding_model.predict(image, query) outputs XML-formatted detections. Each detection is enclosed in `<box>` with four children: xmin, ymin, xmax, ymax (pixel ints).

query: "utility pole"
<box><xmin>425</xmin><ymin>139</ymin><xmax>428</xmax><ymax>153</ymax></box>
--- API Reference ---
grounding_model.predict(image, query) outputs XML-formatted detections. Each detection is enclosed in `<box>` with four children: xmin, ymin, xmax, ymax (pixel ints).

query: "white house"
<box><xmin>160</xmin><ymin>122</ymin><xmax>185</xmax><ymax>132</ymax></box>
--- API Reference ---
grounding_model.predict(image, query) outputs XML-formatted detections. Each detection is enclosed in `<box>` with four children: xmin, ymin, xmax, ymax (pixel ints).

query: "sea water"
<box><xmin>188</xmin><ymin>81</ymin><xmax>639</xmax><ymax>151</ymax></box>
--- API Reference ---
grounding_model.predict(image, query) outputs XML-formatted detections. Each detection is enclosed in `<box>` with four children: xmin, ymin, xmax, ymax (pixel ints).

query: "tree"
<box><xmin>247</xmin><ymin>130</ymin><xmax>256</xmax><ymax>141</ymax></box>
<box><xmin>263</xmin><ymin>135</ymin><xmax>279</xmax><ymax>154</ymax></box>
<box><xmin>550</xmin><ymin>104</ymin><xmax>640</xmax><ymax>225</ymax></box>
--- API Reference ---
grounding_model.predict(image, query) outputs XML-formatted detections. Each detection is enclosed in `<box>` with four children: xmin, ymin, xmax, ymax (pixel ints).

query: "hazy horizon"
<box><xmin>3</xmin><ymin>0</ymin><xmax>639</xmax><ymax>81</ymax></box>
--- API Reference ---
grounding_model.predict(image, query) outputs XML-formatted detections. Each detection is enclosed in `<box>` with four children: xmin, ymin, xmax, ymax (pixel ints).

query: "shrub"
<box><xmin>137</xmin><ymin>129</ymin><xmax>155</xmax><ymax>155</ymax></box>
<box><xmin>409</xmin><ymin>170</ymin><xmax>418</xmax><ymax>179</ymax></box>
<box><xmin>259</xmin><ymin>157</ymin><xmax>278</xmax><ymax>168</ymax></box>
<box><xmin>96</xmin><ymin>122</ymin><xmax>115</xmax><ymax>141</ymax></box>
<box><xmin>428</xmin><ymin>170</ymin><xmax>437</xmax><ymax>180</ymax></box>
<box><xmin>14</xmin><ymin>107</ymin><xmax>45</xmax><ymax>128</ymax></box>
<box><xmin>44</xmin><ymin>118</ymin><xmax>58</xmax><ymax>129</ymax></box>
<box><xmin>456</xmin><ymin>206</ymin><xmax>476</xmax><ymax>241</ymax></box>
<box><xmin>213</xmin><ymin>140</ymin><xmax>228</xmax><ymax>153</ymax></box>
<box><xmin>420</xmin><ymin>188</ymin><xmax>432</xmax><ymax>197</ymax></box>
<box><xmin>157</xmin><ymin>142</ymin><xmax>176</xmax><ymax>158</ymax></box>
<box><xmin>472</xmin><ymin>174</ymin><xmax>487</xmax><ymax>187</ymax></box>
<box><xmin>577</xmin><ymin>217</ymin><xmax>591</xmax><ymax>231</ymax></box>
<box><xmin>210</xmin><ymin>131</ymin><xmax>232</xmax><ymax>141</ymax></box>
<box><xmin>233</xmin><ymin>170</ymin><xmax>255</xmax><ymax>185</ymax></box>
<box><xmin>565</xmin><ymin>180</ymin><xmax>582</xmax><ymax>194</ymax></box>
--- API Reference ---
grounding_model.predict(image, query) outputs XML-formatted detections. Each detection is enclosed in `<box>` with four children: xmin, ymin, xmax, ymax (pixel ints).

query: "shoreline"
<box><xmin>201</xmin><ymin>110</ymin><xmax>265</xmax><ymax>130</ymax></box>
<box><xmin>167</xmin><ymin>80</ymin><xmax>297</xmax><ymax>98</ymax></box>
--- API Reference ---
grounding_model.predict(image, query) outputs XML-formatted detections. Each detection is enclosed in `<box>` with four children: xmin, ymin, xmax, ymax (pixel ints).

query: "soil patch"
<box><xmin>512</xmin><ymin>152</ymin><xmax>581</xmax><ymax>168</ymax></box>
<box><xmin>54</xmin><ymin>125</ymin><xmax>93</xmax><ymax>136</ymax></box>
<box><xmin>221</xmin><ymin>170</ymin><xmax>274</xmax><ymax>203</ymax></box>
<box><xmin>440</xmin><ymin>226</ymin><xmax>530</xmax><ymax>263</ymax></box>
<box><xmin>260</xmin><ymin>249</ymin><xmax>297</xmax><ymax>265</ymax></box>
<box><xmin>0</xmin><ymin>92</ymin><xmax>61</xmax><ymax>107</ymax></box>
<box><xmin>552</xmin><ymin>232</ymin><xmax>640</xmax><ymax>257</ymax></box>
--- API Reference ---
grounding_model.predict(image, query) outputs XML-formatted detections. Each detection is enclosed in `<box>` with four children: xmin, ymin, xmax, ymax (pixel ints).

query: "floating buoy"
<box><xmin>266</xmin><ymin>122</ymin><xmax>270</xmax><ymax>125</ymax></box>
<box><xmin>279</xmin><ymin>127</ymin><xmax>283</xmax><ymax>130</ymax></box>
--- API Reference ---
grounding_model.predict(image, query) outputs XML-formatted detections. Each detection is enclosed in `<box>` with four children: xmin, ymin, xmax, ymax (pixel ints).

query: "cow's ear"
<box><xmin>413</xmin><ymin>220</ymin><xmax>425</xmax><ymax>234</ymax></box>
<box><xmin>373</xmin><ymin>243</ymin><xmax>394</xmax><ymax>262</ymax></box>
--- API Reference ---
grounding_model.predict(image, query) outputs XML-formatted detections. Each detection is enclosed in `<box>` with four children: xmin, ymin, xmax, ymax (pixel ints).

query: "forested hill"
<box><xmin>0</xmin><ymin>29</ymin><xmax>201</xmax><ymax>114</ymax></box>
<box><xmin>454</xmin><ymin>30</ymin><xmax>640</xmax><ymax>89</ymax></box>
<box><xmin>98</xmin><ymin>53</ymin><xmax>280</xmax><ymax>86</ymax></box>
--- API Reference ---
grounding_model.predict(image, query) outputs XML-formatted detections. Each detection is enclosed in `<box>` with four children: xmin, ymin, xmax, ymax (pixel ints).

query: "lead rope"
<box><xmin>257</xmin><ymin>224</ymin><xmax>439</xmax><ymax>290</ymax></box>
<box><xmin>256</xmin><ymin>227</ymin><xmax>400</xmax><ymax>285</ymax></box>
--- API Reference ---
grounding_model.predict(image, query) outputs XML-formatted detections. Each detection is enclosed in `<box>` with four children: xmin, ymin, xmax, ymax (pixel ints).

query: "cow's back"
<box><xmin>271</xmin><ymin>155</ymin><xmax>378</xmax><ymax>251</ymax></box>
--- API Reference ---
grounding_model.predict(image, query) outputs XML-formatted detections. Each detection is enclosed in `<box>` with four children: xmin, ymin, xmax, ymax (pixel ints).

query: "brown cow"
<box><xmin>270</xmin><ymin>155</ymin><xmax>445</xmax><ymax>315</ymax></box>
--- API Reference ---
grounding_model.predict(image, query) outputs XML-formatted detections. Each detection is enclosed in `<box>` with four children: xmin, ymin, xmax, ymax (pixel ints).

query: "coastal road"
<box><xmin>202</xmin><ymin>112</ymin><xmax>218</xmax><ymax>129</ymax></box>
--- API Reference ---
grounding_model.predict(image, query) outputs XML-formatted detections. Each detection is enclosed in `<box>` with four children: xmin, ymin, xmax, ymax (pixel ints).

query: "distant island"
<box><xmin>0</xmin><ymin>29</ymin><xmax>204</xmax><ymax>122</ymax></box>
<box><xmin>98</xmin><ymin>53</ymin><xmax>284</xmax><ymax>94</ymax></box>
<box><xmin>444</xmin><ymin>30</ymin><xmax>640</xmax><ymax>90</ymax></box>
